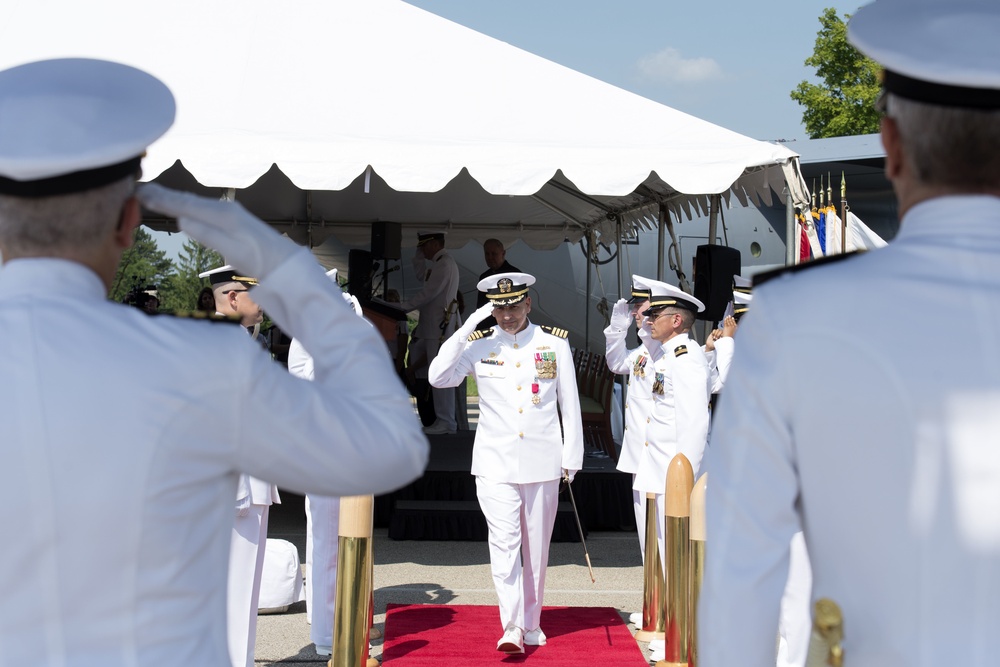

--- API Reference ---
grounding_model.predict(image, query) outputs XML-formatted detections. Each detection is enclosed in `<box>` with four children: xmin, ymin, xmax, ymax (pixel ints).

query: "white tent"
<box><xmin>0</xmin><ymin>0</ymin><xmax>809</xmax><ymax>253</ymax></box>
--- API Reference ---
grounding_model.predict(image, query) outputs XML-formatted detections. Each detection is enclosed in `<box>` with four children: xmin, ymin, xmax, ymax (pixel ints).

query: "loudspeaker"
<box><xmin>371</xmin><ymin>221</ymin><xmax>401</xmax><ymax>260</ymax></box>
<box><xmin>348</xmin><ymin>248</ymin><xmax>373</xmax><ymax>303</ymax></box>
<box><xmin>692</xmin><ymin>245</ymin><xmax>741</xmax><ymax>322</ymax></box>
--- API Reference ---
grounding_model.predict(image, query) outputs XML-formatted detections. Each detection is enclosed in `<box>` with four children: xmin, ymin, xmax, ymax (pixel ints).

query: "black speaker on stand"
<box><xmin>692</xmin><ymin>245</ymin><xmax>741</xmax><ymax>322</ymax></box>
<box><xmin>348</xmin><ymin>248</ymin><xmax>373</xmax><ymax>303</ymax></box>
<box><xmin>371</xmin><ymin>221</ymin><xmax>402</xmax><ymax>260</ymax></box>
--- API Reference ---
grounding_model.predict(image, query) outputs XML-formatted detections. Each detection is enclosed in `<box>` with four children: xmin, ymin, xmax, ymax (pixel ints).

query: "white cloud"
<box><xmin>636</xmin><ymin>47</ymin><xmax>723</xmax><ymax>84</ymax></box>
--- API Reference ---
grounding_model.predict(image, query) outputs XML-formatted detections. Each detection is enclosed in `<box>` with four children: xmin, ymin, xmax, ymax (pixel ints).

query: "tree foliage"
<box><xmin>791</xmin><ymin>8</ymin><xmax>881</xmax><ymax>139</ymax></box>
<box><xmin>159</xmin><ymin>236</ymin><xmax>224</xmax><ymax>311</ymax></box>
<box><xmin>109</xmin><ymin>227</ymin><xmax>175</xmax><ymax>305</ymax></box>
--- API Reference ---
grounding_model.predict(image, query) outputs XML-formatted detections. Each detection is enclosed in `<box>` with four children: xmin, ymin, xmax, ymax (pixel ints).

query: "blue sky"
<box><xmin>404</xmin><ymin>0</ymin><xmax>863</xmax><ymax>142</ymax></box>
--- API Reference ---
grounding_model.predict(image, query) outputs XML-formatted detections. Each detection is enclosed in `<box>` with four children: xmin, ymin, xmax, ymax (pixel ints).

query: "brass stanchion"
<box><xmin>657</xmin><ymin>454</ymin><xmax>693</xmax><ymax>667</ymax></box>
<box><xmin>331</xmin><ymin>495</ymin><xmax>378</xmax><ymax>667</ymax></box>
<box><xmin>634</xmin><ymin>492</ymin><xmax>666</xmax><ymax>641</ymax></box>
<box><xmin>687</xmin><ymin>473</ymin><xmax>707</xmax><ymax>667</ymax></box>
<box><xmin>805</xmin><ymin>599</ymin><xmax>844</xmax><ymax>667</ymax></box>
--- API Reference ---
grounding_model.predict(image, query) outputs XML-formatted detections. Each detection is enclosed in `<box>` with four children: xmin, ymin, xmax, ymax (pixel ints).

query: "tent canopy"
<box><xmin>0</xmin><ymin>0</ymin><xmax>809</xmax><ymax>250</ymax></box>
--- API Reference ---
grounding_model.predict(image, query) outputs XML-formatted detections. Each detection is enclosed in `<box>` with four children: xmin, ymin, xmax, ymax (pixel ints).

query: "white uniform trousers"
<box><xmin>228</xmin><ymin>505</ymin><xmax>269</xmax><ymax>667</ymax></box>
<box><xmin>776</xmin><ymin>532</ymin><xmax>813</xmax><ymax>667</ymax></box>
<box><xmin>305</xmin><ymin>494</ymin><xmax>340</xmax><ymax>647</ymax></box>
<box><xmin>411</xmin><ymin>337</ymin><xmax>457</xmax><ymax>430</ymax></box>
<box><xmin>476</xmin><ymin>477</ymin><xmax>559</xmax><ymax>632</ymax></box>
<box><xmin>632</xmin><ymin>477</ymin><xmax>646</xmax><ymax>562</ymax></box>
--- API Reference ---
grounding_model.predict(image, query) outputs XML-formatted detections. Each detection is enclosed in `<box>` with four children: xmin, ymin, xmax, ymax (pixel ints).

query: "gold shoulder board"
<box><xmin>468</xmin><ymin>328</ymin><xmax>494</xmax><ymax>341</ymax></box>
<box><xmin>540</xmin><ymin>325</ymin><xmax>569</xmax><ymax>339</ymax></box>
<box><xmin>674</xmin><ymin>345</ymin><xmax>688</xmax><ymax>357</ymax></box>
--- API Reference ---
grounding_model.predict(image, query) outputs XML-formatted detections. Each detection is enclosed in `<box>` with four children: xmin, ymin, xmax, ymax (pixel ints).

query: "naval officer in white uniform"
<box><xmin>0</xmin><ymin>58</ymin><xmax>428</xmax><ymax>667</ymax></box>
<box><xmin>700</xmin><ymin>2</ymin><xmax>1000</xmax><ymax>665</ymax></box>
<box><xmin>200</xmin><ymin>265</ymin><xmax>282</xmax><ymax>667</ymax></box>
<box><xmin>429</xmin><ymin>272</ymin><xmax>584</xmax><ymax>655</ymax></box>
<box><xmin>287</xmin><ymin>268</ymin><xmax>366</xmax><ymax>657</ymax></box>
<box><xmin>401</xmin><ymin>231</ymin><xmax>461</xmax><ymax>435</ymax></box>
<box><xmin>633</xmin><ymin>280</ymin><xmax>711</xmax><ymax>573</ymax></box>
<box><xmin>604</xmin><ymin>276</ymin><xmax>662</xmax><ymax>557</ymax></box>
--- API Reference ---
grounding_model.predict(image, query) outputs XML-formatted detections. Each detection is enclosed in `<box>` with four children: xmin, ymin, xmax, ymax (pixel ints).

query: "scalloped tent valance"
<box><xmin>0</xmin><ymin>0</ymin><xmax>808</xmax><ymax>250</ymax></box>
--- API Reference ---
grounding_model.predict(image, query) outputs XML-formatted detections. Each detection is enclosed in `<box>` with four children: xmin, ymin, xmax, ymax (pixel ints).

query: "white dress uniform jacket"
<box><xmin>604</xmin><ymin>326</ymin><xmax>663</xmax><ymax>475</ymax></box>
<box><xmin>634</xmin><ymin>332</ymin><xmax>711</xmax><ymax>493</ymax></box>
<box><xmin>700</xmin><ymin>196</ymin><xmax>1000</xmax><ymax>667</ymax></box>
<box><xmin>0</xmin><ymin>249</ymin><xmax>428</xmax><ymax>667</ymax></box>
<box><xmin>429</xmin><ymin>322</ymin><xmax>584</xmax><ymax>482</ymax></box>
<box><xmin>705</xmin><ymin>336</ymin><xmax>734</xmax><ymax>394</ymax></box>
<box><xmin>401</xmin><ymin>248</ymin><xmax>460</xmax><ymax>341</ymax></box>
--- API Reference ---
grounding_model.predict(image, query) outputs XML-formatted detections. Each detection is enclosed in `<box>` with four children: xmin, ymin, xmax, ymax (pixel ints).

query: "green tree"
<box><xmin>791</xmin><ymin>8</ymin><xmax>881</xmax><ymax>139</ymax></box>
<box><xmin>109</xmin><ymin>227</ymin><xmax>175</xmax><ymax>305</ymax></box>
<box><xmin>159</xmin><ymin>237</ymin><xmax>224</xmax><ymax>311</ymax></box>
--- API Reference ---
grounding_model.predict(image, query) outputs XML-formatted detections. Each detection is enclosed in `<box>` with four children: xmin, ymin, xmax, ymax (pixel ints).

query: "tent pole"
<box><xmin>616</xmin><ymin>216</ymin><xmax>623</xmax><ymax>303</ymax></box>
<box><xmin>585</xmin><ymin>232</ymin><xmax>592</xmax><ymax>352</ymax></box>
<box><xmin>785</xmin><ymin>185</ymin><xmax>795</xmax><ymax>266</ymax></box>
<box><xmin>708</xmin><ymin>195</ymin><xmax>719</xmax><ymax>245</ymax></box>
<box><xmin>657</xmin><ymin>206</ymin><xmax>666</xmax><ymax>281</ymax></box>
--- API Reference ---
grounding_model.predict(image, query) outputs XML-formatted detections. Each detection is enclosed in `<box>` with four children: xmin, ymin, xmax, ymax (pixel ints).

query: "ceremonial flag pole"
<box><xmin>841</xmin><ymin>172</ymin><xmax>848</xmax><ymax>254</ymax></box>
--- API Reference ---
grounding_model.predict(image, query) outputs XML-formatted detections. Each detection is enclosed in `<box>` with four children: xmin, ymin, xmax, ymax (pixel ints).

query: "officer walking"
<box><xmin>429</xmin><ymin>272</ymin><xmax>584</xmax><ymax>655</ymax></box>
<box><xmin>700</xmin><ymin>2</ymin><xmax>1000</xmax><ymax>665</ymax></box>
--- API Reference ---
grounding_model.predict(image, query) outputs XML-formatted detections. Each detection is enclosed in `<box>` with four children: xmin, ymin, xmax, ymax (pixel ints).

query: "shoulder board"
<box><xmin>540</xmin><ymin>325</ymin><xmax>569</xmax><ymax>339</ymax></box>
<box><xmin>468</xmin><ymin>328</ymin><xmax>494</xmax><ymax>342</ymax></box>
<box><xmin>753</xmin><ymin>251</ymin><xmax>863</xmax><ymax>289</ymax></box>
<box><xmin>153</xmin><ymin>310</ymin><xmax>243</xmax><ymax>324</ymax></box>
<box><xmin>674</xmin><ymin>344</ymin><xmax>688</xmax><ymax>358</ymax></box>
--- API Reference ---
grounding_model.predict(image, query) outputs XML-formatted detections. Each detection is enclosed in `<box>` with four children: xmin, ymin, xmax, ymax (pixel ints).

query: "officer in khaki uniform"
<box><xmin>700</xmin><ymin>2</ymin><xmax>1000</xmax><ymax>665</ymax></box>
<box><xmin>429</xmin><ymin>272</ymin><xmax>584</xmax><ymax>655</ymax></box>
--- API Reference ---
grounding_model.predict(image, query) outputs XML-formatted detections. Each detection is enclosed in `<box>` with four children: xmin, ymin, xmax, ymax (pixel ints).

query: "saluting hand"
<box><xmin>609</xmin><ymin>298</ymin><xmax>632</xmax><ymax>332</ymax></box>
<box><xmin>138</xmin><ymin>183</ymin><xmax>298</xmax><ymax>281</ymax></box>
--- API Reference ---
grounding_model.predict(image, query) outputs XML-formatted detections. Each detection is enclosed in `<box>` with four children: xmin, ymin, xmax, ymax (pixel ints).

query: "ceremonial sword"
<box><xmin>563</xmin><ymin>473</ymin><xmax>595</xmax><ymax>583</ymax></box>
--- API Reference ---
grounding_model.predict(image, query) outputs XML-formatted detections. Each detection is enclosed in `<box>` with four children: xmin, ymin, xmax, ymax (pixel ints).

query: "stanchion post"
<box><xmin>634</xmin><ymin>492</ymin><xmax>666</xmax><ymax>642</ymax></box>
<box><xmin>688</xmin><ymin>473</ymin><xmax>707</xmax><ymax>667</ymax></box>
<box><xmin>331</xmin><ymin>495</ymin><xmax>378</xmax><ymax>667</ymax></box>
<box><xmin>658</xmin><ymin>454</ymin><xmax>694</xmax><ymax>667</ymax></box>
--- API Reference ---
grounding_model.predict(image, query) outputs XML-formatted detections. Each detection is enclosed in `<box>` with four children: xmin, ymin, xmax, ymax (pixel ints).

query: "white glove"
<box><xmin>609</xmin><ymin>298</ymin><xmax>631</xmax><ymax>331</ymax></box>
<box><xmin>562</xmin><ymin>468</ymin><xmax>577</xmax><ymax>483</ymax></box>
<box><xmin>457</xmin><ymin>302</ymin><xmax>495</xmax><ymax>338</ymax></box>
<box><xmin>411</xmin><ymin>248</ymin><xmax>427</xmax><ymax>282</ymax></box>
<box><xmin>344</xmin><ymin>292</ymin><xmax>363</xmax><ymax>317</ymax></box>
<box><xmin>138</xmin><ymin>184</ymin><xmax>298</xmax><ymax>281</ymax></box>
<box><xmin>638</xmin><ymin>318</ymin><xmax>653</xmax><ymax>341</ymax></box>
<box><xmin>235</xmin><ymin>495</ymin><xmax>251</xmax><ymax>518</ymax></box>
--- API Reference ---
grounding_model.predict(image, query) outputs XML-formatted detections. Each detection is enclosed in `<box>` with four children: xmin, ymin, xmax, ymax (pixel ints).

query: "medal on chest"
<box><xmin>531</xmin><ymin>382</ymin><xmax>541</xmax><ymax>405</ymax></box>
<box><xmin>652</xmin><ymin>372</ymin><xmax>664</xmax><ymax>396</ymax></box>
<box><xmin>633</xmin><ymin>353</ymin><xmax>647</xmax><ymax>378</ymax></box>
<box><xmin>534</xmin><ymin>351</ymin><xmax>557</xmax><ymax>379</ymax></box>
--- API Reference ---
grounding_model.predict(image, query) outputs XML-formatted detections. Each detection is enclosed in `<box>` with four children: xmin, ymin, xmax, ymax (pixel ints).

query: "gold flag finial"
<box><xmin>827</xmin><ymin>172</ymin><xmax>833</xmax><ymax>208</ymax></box>
<box><xmin>811</xmin><ymin>179</ymin><xmax>817</xmax><ymax>210</ymax></box>
<box><xmin>841</xmin><ymin>171</ymin><xmax>846</xmax><ymax>201</ymax></box>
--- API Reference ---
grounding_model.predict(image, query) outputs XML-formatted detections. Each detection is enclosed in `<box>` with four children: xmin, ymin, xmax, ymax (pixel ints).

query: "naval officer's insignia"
<box><xmin>498</xmin><ymin>277</ymin><xmax>514</xmax><ymax>293</ymax></box>
<box><xmin>468</xmin><ymin>328</ymin><xmax>494</xmax><ymax>341</ymax></box>
<box><xmin>674</xmin><ymin>345</ymin><xmax>688</xmax><ymax>358</ymax></box>
<box><xmin>539</xmin><ymin>325</ymin><xmax>569</xmax><ymax>339</ymax></box>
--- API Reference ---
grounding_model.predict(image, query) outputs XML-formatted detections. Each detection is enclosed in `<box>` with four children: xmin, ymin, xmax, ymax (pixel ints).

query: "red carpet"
<box><xmin>382</xmin><ymin>604</ymin><xmax>647</xmax><ymax>665</ymax></box>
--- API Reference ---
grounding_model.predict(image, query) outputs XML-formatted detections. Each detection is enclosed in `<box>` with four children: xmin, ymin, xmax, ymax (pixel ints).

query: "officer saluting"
<box><xmin>700</xmin><ymin>2</ymin><xmax>1000</xmax><ymax>666</ymax></box>
<box><xmin>633</xmin><ymin>280</ymin><xmax>711</xmax><ymax>574</ymax></box>
<box><xmin>429</xmin><ymin>272</ymin><xmax>584</xmax><ymax>655</ymax></box>
<box><xmin>0</xmin><ymin>58</ymin><xmax>428</xmax><ymax>667</ymax></box>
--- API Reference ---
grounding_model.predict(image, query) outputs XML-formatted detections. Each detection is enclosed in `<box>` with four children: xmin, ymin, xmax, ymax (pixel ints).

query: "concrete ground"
<box><xmin>256</xmin><ymin>522</ymin><xmax>656</xmax><ymax>665</ymax></box>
